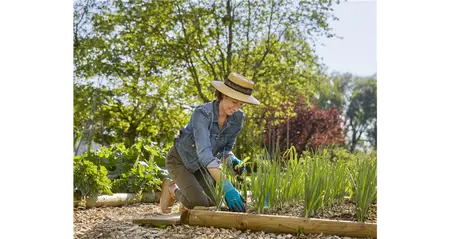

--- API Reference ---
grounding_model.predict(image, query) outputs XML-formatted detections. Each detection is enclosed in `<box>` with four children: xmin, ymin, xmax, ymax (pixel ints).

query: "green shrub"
<box><xmin>74</xmin><ymin>140</ymin><xmax>166</xmax><ymax>196</ymax></box>
<box><xmin>83</xmin><ymin>140</ymin><xmax>167</xmax><ymax>181</ymax></box>
<box><xmin>73</xmin><ymin>156</ymin><xmax>112</xmax><ymax>198</ymax></box>
<box><xmin>112</xmin><ymin>163</ymin><xmax>162</xmax><ymax>194</ymax></box>
<box><xmin>329</xmin><ymin>147</ymin><xmax>359</xmax><ymax>162</ymax></box>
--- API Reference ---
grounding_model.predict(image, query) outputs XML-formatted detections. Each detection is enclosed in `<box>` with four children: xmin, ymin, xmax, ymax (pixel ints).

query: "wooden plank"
<box><xmin>181</xmin><ymin>210</ymin><xmax>377</xmax><ymax>238</ymax></box>
<box><xmin>74</xmin><ymin>192</ymin><xmax>161</xmax><ymax>208</ymax></box>
<box><xmin>131</xmin><ymin>206</ymin><xmax>215</xmax><ymax>226</ymax></box>
<box><xmin>193</xmin><ymin>206</ymin><xmax>227</xmax><ymax>211</ymax></box>
<box><xmin>132</xmin><ymin>214</ymin><xmax>181</xmax><ymax>226</ymax></box>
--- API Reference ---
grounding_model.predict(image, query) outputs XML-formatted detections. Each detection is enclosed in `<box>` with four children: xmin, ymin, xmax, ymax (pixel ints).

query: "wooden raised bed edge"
<box><xmin>177</xmin><ymin>209</ymin><xmax>376</xmax><ymax>238</ymax></box>
<box><xmin>74</xmin><ymin>192</ymin><xmax>161</xmax><ymax>208</ymax></box>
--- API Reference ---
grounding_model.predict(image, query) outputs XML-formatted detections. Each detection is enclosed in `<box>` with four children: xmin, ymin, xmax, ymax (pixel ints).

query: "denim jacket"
<box><xmin>174</xmin><ymin>100</ymin><xmax>244</xmax><ymax>173</ymax></box>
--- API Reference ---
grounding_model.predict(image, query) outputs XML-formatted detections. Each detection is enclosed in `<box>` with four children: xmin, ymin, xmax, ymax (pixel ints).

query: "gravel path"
<box><xmin>73</xmin><ymin>201</ymin><xmax>376</xmax><ymax>239</ymax></box>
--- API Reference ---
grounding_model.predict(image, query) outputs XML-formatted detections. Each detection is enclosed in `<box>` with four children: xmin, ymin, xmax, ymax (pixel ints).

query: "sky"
<box><xmin>315</xmin><ymin>0</ymin><xmax>377</xmax><ymax>77</ymax></box>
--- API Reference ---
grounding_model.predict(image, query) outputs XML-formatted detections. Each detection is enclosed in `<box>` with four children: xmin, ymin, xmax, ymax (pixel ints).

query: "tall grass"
<box><xmin>247</xmin><ymin>145</ymin><xmax>305</xmax><ymax>213</ymax></box>
<box><xmin>197</xmin><ymin>157</ymin><xmax>250</xmax><ymax>211</ymax></box>
<box><xmin>303</xmin><ymin>150</ymin><xmax>331</xmax><ymax>217</ymax></box>
<box><xmin>197</xmin><ymin>143</ymin><xmax>375</xmax><ymax>221</ymax></box>
<box><xmin>280</xmin><ymin>146</ymin><xmax>304</xmax><ymax>206</ymax></box>
<box><xmin>329</xmin><ymin>158</ymin><xmax>349</xmax><ymax>204</ymax></box>
<box><xmin>248</xmin><ymin>148</ymin><xmax>280</xmax><ymax>213</ymax></box>
<box><xmin>302</xmin><ymin>148</ymin><xmax>351</xmax><ymax>217</ymax></box>
<box><xmin>247</xmin><ymin>145</ymin><xmax>353</xmax><ymax>216</ymax></box>
<box><xmin>349</xmin><ymin>155</ymin><xmax>377</xmax><ymax>222</ymax></box>
<box><xmin>196</xmin><ymin>164</ymin><xmax>225</xmax><ymax>211</ymax></box>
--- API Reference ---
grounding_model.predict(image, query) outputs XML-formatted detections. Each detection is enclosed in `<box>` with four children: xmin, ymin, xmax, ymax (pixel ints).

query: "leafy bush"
<box><xmin>112</xmin><ymin>163</ymin><xmax>162</xmax><ymax>194</ymax></box>
<box><xmin>329</xmin><ymin>147</ymin><xmax>359</xmax><ymax>162</ymax></box>
<box><xmin>262</xmin><ymin>96</ymin><xmax>345</xmax><ymax>156</ymax></box>
<box><xmin>73</xmin><ymin>156</ymin><xmax>112</xmax><ymax>198</ymax></box>
<box><xmin>74</xmin><ymin>140</ymin><xmax>167</xmax><ymax>196</ymax></box>
<box><xmin>83</xmin><ymin>140</ymin><xmax>167</xmax><ymax>181</ymax></box>
<box><xmin>79</xmin><ymin>144</ymin><xmax>134</xmax><ymax>181</ymax></box>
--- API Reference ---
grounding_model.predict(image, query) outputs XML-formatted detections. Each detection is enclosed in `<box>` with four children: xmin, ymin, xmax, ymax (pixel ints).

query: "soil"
<box><xmin>247</xmin><ymin>199</ymin><xmax>377</xmax><ymax>223</ymax></box>
<box><xmin>74</xmin><ymin>200</ymin><xmax>376</xmax><ymax>239</ymax></box>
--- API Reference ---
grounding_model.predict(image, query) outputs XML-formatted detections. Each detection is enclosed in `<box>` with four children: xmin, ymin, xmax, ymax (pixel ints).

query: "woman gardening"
<box><xmin>160</xmin><ymin>72</ymin><xmax>260</xmax><ymax>213</ymax></box>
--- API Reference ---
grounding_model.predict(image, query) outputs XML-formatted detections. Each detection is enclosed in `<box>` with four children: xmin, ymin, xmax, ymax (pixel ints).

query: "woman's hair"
<box><xmin>215</xmin><ymin>90</ymin><xmax>224</xmax><ymax>101</ymax></box>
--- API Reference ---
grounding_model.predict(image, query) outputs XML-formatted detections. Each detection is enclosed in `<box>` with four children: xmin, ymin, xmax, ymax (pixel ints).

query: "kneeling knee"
<box><xmin>186</xmin><ymin>196</ymin><xmax>209</xmax><ymax>209</ymax></box>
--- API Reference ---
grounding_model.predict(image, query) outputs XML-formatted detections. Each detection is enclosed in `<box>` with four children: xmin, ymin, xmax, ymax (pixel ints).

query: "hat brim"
<box><xmin>211</xmin><ymin>81</ymin><xmax>260</xmax><ymax>105</ymax></box>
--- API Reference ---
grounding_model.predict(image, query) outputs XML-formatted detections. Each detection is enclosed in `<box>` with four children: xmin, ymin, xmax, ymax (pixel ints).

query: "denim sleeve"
<box><xmin>191</xmin><ymin>108</ymin><xmax>220</xmax><ymax>168</ymax></box>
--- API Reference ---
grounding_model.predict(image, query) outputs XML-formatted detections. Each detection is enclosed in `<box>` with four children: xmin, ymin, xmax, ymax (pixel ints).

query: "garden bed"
<box><xmin>74</xmin><ymin>200</ymin><xmax>376</xmax><ymax>239</ymax></box>
<box><xmin>246</xmin><ymin>199</ymin><xmax>377</xmax><ymax>224</ymax></box>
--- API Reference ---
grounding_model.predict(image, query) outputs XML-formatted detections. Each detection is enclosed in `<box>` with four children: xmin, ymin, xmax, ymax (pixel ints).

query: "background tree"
<box><xmin>74</xmin><ymin>0</ymin><xmax>190</xmax><ymax>148</ymax></box>
<box><xmin>346</xmin><ymin>76</ymin><xmax>377</xmax><ymax>152</ymax></box>
<box><xmin>313</xmin><ymin>72</ymin><xmax>377</xmax><ymax>152</ymax></box>
<box><xmin>73</xmin><ymin>0</ymin><xmax>349</xmax><ymax>160</ymax></box>
<box><xmin>262</xmin><ymin>95</ymin><xmax>345</xmax><ymax>155</ymax></box>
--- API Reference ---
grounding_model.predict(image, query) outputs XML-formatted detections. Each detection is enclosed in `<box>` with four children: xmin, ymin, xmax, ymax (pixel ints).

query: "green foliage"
<box><xmin>73</xmin><ymin>156</ymin><xmax>113</xmax><ymax>198</ymax></box>
<box><xmin>313</xmin><ymin>72</ymin><xmax>355</xmax><ymax>111</ymax></box>
<box><xmin>72</xmin><ymin>3</ymin><xmax>378</xmax><ymax>219</ymax></box>
<box><xmin>73</xmin><ymin>83</ymin><xmax>95</xmax><ymax>150</ymax></box>
<box><xmin>349</xmin><ymin>155</ymin><xmax>377</xmax><ymax>222</ymax></box>
<box><xmin>83</xmin><ymin>140</ymin><xmax>167</xmax><ymax>180</ymax></box>
<box><xmin>73</xmin><ymin>0</ymin><xmax>342</xmax><ymax>155</ymax></box>
<box><xmin>237</xmin><ymin>145</ymin><xmax>363</xmax><ymax>218</ymax></box>
<box><xmin>282</xmin><ymin>147</ymin><xmax>305</xmax><ymax>204</ymax></box>
<box><xmin>302</xmin><ymin>150</ymin><xmax>332</xmax><ymax>217</ymax></box>
<box><xmin>247</xmin><ymin>146</ymin><xmax>304</xmax><ymax>213</ymax></box>
<box><xmin>250</xmin><ymin>148</ymin><xmax>283</xmax><ymax>213</ymax></box>
<box><xmin>329</xmin><ymin>146</ymin><xmax>359</xmax><ymax>162</ymax></box>
<box><xmin>204</xmin><ymin>166</ymin><xmax>228</xmax><ymax>211</ymax></box>
<box><xmin>346</xmin><ymin>76</ymin><xmax>377</xmax><ymax>152</ymax></box>
<box><xmin>314</xmin><ymin>73</ymin><xmax>377</xmax><ymax>152</ymax></box>
<box><xmin>74</xmin><ymin>141</ymin><xmax>167</xmax><ymax>197</ymax></box>
<box><xmin>112</xmin><ymin>164</ymin><xmax>162</xmax><ymax>194</ymax></box>
<box><xmin>329</xmin><ymin>159</ymin><xmax>349</xmax><ymax>203</ymax></box>
<box><xmin>245</xmin><ymin>145</ymin><xmax>365</xmax><ymax>216</ymax></box>
<box><xmin>247</xmin><ymin>156</ymin><xmax>271</xmax><ymax>213</ymax></box>
<box><xmin>74</xmin><ymin>0</ymin><xmax>190</xmax><ymax>148</ymax></box>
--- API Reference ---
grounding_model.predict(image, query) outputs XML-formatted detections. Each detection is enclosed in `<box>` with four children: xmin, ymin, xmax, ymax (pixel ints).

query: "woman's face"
<box><xmin>221</xmin><ymin>95</ymin><xmax>245</xmax><ymax>116</ymax></box>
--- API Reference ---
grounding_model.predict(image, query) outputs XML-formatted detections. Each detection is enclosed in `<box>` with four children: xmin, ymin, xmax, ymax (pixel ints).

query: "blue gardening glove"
<box><xmin>227</xmin><ymin>156</ymin><xmax>246</xmax><ymax>175</ymax></box>
<box><xmin>263</xmin><ymin>192</ymin><xmax>269</xmax><ymax>209</ymax></box>
<box><xmin>222</xmin><ymin>179</ymin><xmax>246</xmax><ymax>212</ymax></box>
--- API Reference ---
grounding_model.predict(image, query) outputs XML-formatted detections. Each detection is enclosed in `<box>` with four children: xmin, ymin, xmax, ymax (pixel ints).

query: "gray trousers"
<box><xmin>165</xmin><ymin>146</ymin><xmax>217</xmax><ymax>209</ymax></box>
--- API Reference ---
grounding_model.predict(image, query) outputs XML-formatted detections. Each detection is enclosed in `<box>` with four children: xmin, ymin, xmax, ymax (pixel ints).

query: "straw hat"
<box><xmin>211</xmin><ymin>72</ymin><xmax>260</xmax><ymax>105</ymax></box>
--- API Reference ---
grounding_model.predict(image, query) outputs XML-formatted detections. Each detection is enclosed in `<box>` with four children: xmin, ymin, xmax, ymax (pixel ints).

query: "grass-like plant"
<box><xmin>303</xmin><ymin>150</ymin><xmax>332</xmax><ymax>217</ymax></box>
<box><xmin>350</xmin><ymin>155</ymin><xmax>377</xmax><ymax>222</ymax></box>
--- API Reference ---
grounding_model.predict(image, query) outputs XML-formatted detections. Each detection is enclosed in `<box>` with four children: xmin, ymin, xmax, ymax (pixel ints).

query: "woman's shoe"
<box><xmin>160</xmin><ymin>178</ymin><xmax>176</xmax><ymax>213</ymax></box>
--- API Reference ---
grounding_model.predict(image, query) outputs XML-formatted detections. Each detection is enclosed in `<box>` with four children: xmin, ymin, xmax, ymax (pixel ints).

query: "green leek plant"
<box><xmin>248</xmin><ymin>153</ymin><xmax>273</xmax><ymax>213</ymax></box>
<box><xmin>197</xmin><ymin>164</ymin><xmax>225</xmax><ymax>211</ymax></box>
<box><xmin>350</xmin><ymin>155</ymin><xmax>377</xmax><ymax>222</ymax></box>
<box><xmin>197</xmin><ymin>155</ymin><xmax>250</xmax><ymax>211</ymax></box>
<box><xmin>329</xmin><ymin>158</ymin><xmax>349</xmax><ymax>204</ymax></box>
<box><xmin>280</xmin><ymin>146</ymin><xmax>304</xmax><ymax>205</ymax></box>
<box><xmin>303</xmin><ymin>150</ymin><xmax>331</xmax><ymax>217</ymax></box>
